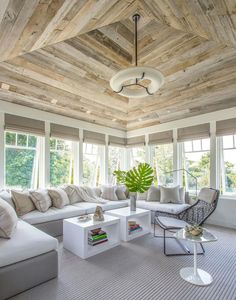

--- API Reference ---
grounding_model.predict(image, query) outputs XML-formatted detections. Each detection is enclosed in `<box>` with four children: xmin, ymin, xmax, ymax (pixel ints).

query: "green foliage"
<box><xmin>125</xmin><ymin>163</ymin><xmax>154</xmax><ymax>193</ymax></box>
<box><xmin>6</xmin><ymin>148</ymin><xmax>35</xmax><ymax>188</ymax></box>
<box><xmin>113</xmin><ymin>170</ymin><xmax>127</xmax><ymax>185</ymax></box>
<box><xmin>50</xmin><ymin>151</ymin><xmax>72</xmax><ymax>186</ymax></box>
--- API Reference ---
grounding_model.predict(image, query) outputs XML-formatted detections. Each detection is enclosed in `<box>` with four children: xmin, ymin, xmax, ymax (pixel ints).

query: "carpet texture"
<box><xmin>11</xmin><ymin>225</ymin><xmax>236</xmax><ymax>300</ymax></box>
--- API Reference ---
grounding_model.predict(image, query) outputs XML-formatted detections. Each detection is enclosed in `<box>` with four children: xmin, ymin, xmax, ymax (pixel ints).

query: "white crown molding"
<box><xmin>127</xmin><ymin>107</ymin><xmax>236</xmax><ymax>138</ymax></box>
<box><xmin>0</xmin><ymin>99</ymin><xmax>126</xmax><ymax>138</ymax></box>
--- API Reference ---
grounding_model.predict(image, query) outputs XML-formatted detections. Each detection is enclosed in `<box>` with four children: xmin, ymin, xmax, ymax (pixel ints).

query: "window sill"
<box><xmin>219</xmin><ymin>195</ymin><xmax>236</xmax><ymax>200</ymax></box>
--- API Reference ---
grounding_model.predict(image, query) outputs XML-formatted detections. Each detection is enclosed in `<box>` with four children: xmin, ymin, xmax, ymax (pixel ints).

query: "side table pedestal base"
<box><xmin>180</xmin><ymin>267</ymin><xmax>213</xmax><ymax>286</ymax></box>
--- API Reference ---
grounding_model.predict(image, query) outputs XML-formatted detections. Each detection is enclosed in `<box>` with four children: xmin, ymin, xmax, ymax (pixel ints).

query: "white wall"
<box><xmin>207</xmin><ymin>197</ymin><xmax>236</xmax><ymax>229</ymax></box>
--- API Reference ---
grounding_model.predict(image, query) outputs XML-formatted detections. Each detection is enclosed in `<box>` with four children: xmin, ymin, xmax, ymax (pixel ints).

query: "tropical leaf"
<box><xmin>125</xmin><ymin>163</ymin><xmax>154</xmax><ymax>193</ymax></box>
<box><xmin>113</xmin><ymin>170</ymin><xmax>127</xmax><ymax>185</ymax></box>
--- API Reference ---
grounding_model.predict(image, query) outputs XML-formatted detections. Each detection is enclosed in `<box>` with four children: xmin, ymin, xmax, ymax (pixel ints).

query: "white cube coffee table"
<box><xmin>63</xmin><ymin>215</ymin><xmax>120</xmax><ymax>259</ymax></box>
<box><xmin>106</xmin><ymin>207</ymin><xmax>151</xmax><ymax>242</ymax></box>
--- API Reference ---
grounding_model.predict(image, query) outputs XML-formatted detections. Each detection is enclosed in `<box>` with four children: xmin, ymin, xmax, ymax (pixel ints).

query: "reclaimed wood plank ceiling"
<box><xmin>0</xmin><ymin>0</ymin><xmax>236</xmax><ymax>131</ymax></box>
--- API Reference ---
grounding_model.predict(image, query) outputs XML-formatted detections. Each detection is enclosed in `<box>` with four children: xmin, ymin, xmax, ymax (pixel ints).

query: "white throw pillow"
<box><xmin>160</xmin><ymin>186</ymin><xmax>180</xmax><ymax>204</ymax></box>
<box><xmin>11</xmin><ymin>190</ymin><xmax>35</xmax><ymax>216</ymax></box>
<box><xmin>0</xmin><ymin>197</ymin><xmax>18</xmax><ymax>239</ymax></box>
<box><xmin>48</xmin><ymin>188</ymin><xmax>69</xmax><ymax>208</ymax></box>
<box><xmin>0</xmin><ymin>190</ymin><xmax>14</xmax><ymax>207</ymax></box>
<box><xmin>63</xmin><ymin>185</ymin><xmax>84</xmax><ymax>204</ymax></box>
<box><xmin>147</xmin><ymin>186</ymin><xmax>160</xmax><ymax>202</ymax></box>
<box><xmin>82</xmin><ymin>186</ymin><xmax>97</xmax><ymax>199</ymax></box>
<box><xmin>30</xmin><ymin>189</ymin><xmax>52</xmax><ymax>212</ymax></box>
<box><xmin>101</xmin><ymin>186</ymin><xmax>118</xmax><ymax>201</ymax></box>
<box><xmin>137</xmin><ymin>191</ymin><xmax>148</xmax><ymax>201</ymax></box>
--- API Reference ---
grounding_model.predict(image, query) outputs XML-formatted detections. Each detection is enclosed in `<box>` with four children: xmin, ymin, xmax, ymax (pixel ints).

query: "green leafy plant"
<box><xmin>125</xmin><ymin>163</ymin><xmax>154</xmax><ymax>193</ymax></box>
<box><xmin>113</xmin><ymin>170</ymin><xmax>127</xmax><ymax>185</ymax></box>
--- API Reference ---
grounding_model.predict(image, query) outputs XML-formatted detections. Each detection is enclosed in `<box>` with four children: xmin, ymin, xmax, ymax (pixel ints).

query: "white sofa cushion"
<box><xmin>158</xmin><ymin>216</ymin><xmax>188</xmax><ymax>229</ymax></box>
<box><xmin>73</xmin><ymin>200</ymin><xmax>129</xmax><ymax>214</ymax></box>
<box><xmin>0</xmin><ymin>220</ymin><xmax>58</xmax><ymax>267</ymax></box>
<box><xmin>136</xmin><ymin>200</ymin><xmax>190</xmax><ymax>214</ymax></box>
<box><xmin>21</xmin><ymin>205</ymin><xmax>86</xmax><ymax>225</ymax></box>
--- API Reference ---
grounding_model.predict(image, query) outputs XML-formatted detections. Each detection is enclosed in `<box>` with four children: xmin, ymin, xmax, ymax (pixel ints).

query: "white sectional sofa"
<box><xmin>0</xmin><ymin>185</ymin><xmax>189</xmax><ymax>299</ymax></box>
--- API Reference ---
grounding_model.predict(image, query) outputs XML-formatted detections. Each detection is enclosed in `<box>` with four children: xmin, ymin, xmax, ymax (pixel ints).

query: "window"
<box><xmin>83</xmin><ymin>143</ymin><xmax>104</xmax><ymax>186</ymax></box>
<box><xmin>151</xmin><ymin>143</ymin><xmax>173</xmax><ymax>185</ymax></box>
<box><xmin>50</xmin><ymin>138</ymin><xmax>73</xmax><ymax>186</ymax></box>
<box><xmin>183</xmin><ymin>138</ymin><xmax>210</xmax><ymax>193</ymax></box>
<box><xmin>129</xmin><ymin>147</ymin><xmax>145</xmax><ymax>168</ymax></box>
<box><xmin>5</xmin><ymin>131</ymin><xmax>40</xmax><ymax>189</ymax></box>
<box><xmin>219</xmin><ymin>135</ymin><xmax>236</xmax><ymax>195</ymax></box>
<box><xmin>108</xmin><ymin>146</ymin><xmax>125</xmax><ymax>184</ymax></box>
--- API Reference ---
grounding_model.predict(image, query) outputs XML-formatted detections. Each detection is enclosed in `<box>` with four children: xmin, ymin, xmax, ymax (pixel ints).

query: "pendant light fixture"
<box><xmin>110</xmin><ymin>14</ymin><xmax>164</xmax><ymax>98</ymax></box>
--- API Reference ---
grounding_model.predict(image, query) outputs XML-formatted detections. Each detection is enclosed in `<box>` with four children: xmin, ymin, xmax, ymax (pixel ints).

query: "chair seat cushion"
<box><xmin>136</xmin><ymin>200</ymin><xmax>190</xmax><ymax>214</ymax></box>
<box><xmin>21</xmin><ymin>205</ymin><xmax>86</xmax><ymax>225</ymax></box>
<box><xmin>157</xmin><ymin>216</ymin><xmax>188</xmax><ymax>229</ymax></box>
<box><xmin>0</xmin><ymin>220</ymin><xmax>58</xmax><ymax>267</ymax></box>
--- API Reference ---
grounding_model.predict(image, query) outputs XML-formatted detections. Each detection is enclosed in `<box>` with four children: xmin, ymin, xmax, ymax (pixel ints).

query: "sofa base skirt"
<box><xmin>34</xmin><ymin>219</ymin><xmax>63</xmax><ymax>237</ymax></box>
<box><xmin>0</xmin><ymin>250</ymin><xmax>58</xmax><ymax>300</ymax></box>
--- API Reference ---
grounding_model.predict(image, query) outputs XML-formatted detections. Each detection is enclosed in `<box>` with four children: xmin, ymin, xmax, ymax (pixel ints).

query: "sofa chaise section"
<box><xmin>0</xmin><ymin>220</ymin><xmax>58</xmax><ymax>300</ymax></box>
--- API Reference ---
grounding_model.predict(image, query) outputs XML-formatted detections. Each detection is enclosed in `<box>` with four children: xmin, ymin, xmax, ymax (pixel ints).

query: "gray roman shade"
<box><xmin>83</xmin><ymin>130</ymin><xmax>105</xmax><ymax>145</ymax></box>
<box><xmin>149</xmin><ymin>130</ymin><xmax>173</xmax><ymax>145</ymax></box>
<box><xmin>50</xmin><ymin>123</ymin><xmax>80</xmax><ymax>141</ymax></box>
<box><xmin>126</xmin><ymin>135</ymin><xmax>145</xmax><ymax>147</ymax></box>
<box><xmin>177</xmin><ymin>123</ymin><xmax>210</xmax><ymax>142</ymax></box>
<box><xmin>108</xmin><ymin>135</ymin><xmax>127</xmax><ymax>147</ymax></box>
<box><xmin>5</xmin><ymin>114</ymin><xmax>45</xmax><ymax>135</ymax></box>
<box><xmin>216</xmin><ymin>118</ymin><xmax>236</xmax><ymax>136</ymax></box>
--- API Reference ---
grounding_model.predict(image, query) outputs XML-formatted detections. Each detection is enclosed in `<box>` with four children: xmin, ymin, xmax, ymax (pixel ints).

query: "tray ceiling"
<box><xmin>0</xmin><ymin>0</ymin><xmax>236</xmax><ymax>131</ymax></box>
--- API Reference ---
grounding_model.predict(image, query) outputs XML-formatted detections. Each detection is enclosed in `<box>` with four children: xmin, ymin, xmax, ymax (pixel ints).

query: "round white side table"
<box><xmin>174</xmin><ymin>228</ymin><xmax>217</xmax><ymax>286</ymax></box>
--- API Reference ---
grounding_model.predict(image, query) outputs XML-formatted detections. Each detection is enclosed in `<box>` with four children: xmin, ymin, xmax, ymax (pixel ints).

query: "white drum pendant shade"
<box><xmin>110</xmin><ymin>66</ymin><xmax>164</xmax><ymax>98</ymax></box>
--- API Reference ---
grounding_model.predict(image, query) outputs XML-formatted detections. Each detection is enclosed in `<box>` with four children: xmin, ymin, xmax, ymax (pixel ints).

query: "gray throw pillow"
<box><xmin>11</xmin><ymin>190</ymin><xmax>35</xmax><ymax>216</ymax></box>
<box><xmin>48</xmin><ymin>188</ymin><xmax>69</xmax><ymax>208</ymax></box>
<box><xmin>63</xmin><ymin>185</ymin><xmax>84</xmax><ymax>204</ymax></box>
<box><xmin>160</xmin><ymin>186</ymin><xmax>180</xmax><ymax>204</ymax></box>
<box><xmin>137</xmin><ymin>191</ymin><xmax>148</xmax><ymax>201</ymax></box>
<box><xmin>179</xmin><ymin>187</ymin><xmax>185</xmax><ymax>204</ymax></box>
<box><xmin>116</xmin><ymin>187</ymin><xmax>127</xmax><ymax>200</ymax></box>
<box><xmin>30</xmin><ymin>189</ymin><xmax>52</xmax><ymax>212</ymax></box>
<box><xmin>101</xmin><ymin>186</ymin><xmax>118</xmax><ymax>201</ymax></box>
<box><xmin>0</xmin><ymin>198</ymin><xmax>18</xmax><ymax>239</ymax></box>
<box><xmin>147</xmin><ymin>186</ymin><xmax>160</xmax><ymax>202</ymax></box>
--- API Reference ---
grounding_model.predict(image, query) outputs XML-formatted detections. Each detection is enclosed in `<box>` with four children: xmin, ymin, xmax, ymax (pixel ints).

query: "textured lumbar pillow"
<box><xmin>160</xmin><ymin>186</ymin><xmax>180</xmax><ymax>204</ymax></box>
<box><xmin>11</xmin><ymin>190</ymin><xmax>35</xmax><ymax>216</ymax></box>
<box><xmin>63</xmin><ymin>185</ymin><xmax>84</xmax><ymax>204</ymax></box>
<box><xmin>147</xmin><ymin>186</ymin><xmax>160</xmax><ymax>202</ymax></box>
<box><xmin>48</xmin><ymin>188</ymin><xmax>69</xmax><ymax>208</ymax></box>
<box><xmin>30</xmin><ymin>189</ymin><xmax>52</xmax><ymax>212</ymax></box>
<box><xmin>101</xmin><ymin>186</ymin><xmax>118</xmax><ymax>201</ymax></box>
<box><xmin>116</xmin><ymin>186</ymin><xmax>127</xmax><ymax>200</ymax></box>
<box><xmin>0</xmin><ymin>198</ymin><xmax>18</xmax><ymax>239</ymax></box>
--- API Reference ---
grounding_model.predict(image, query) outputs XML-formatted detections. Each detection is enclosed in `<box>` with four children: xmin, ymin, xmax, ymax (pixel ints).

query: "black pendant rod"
<box><xmin>132</xmin><ymin>14</ymin><xmax>140</xmax><ymax>67</ymax></box>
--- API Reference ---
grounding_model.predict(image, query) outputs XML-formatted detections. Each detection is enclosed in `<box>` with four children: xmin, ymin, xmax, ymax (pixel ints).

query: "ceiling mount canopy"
<box><xmin>110</xmin><ymin>14</ymin><xmax>164</xmax><ymax>98</ymax></box>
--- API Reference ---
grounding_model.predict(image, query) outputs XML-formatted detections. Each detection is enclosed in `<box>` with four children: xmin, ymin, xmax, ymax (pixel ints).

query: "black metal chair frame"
<box><xmin>154</xmin><ymin>188</ymin><xmax>220</xmax><ymax>256</ymax></box>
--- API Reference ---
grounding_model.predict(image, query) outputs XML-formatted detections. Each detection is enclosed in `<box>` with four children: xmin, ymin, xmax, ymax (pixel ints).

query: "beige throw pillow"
<box><xmin>101</xmin><ymin>186</ymin><xmax>118</xmax><ymax>201</ymax></box>
<box><xmin>160</xmin><ymin>186</ymin><xmax>180</xmax><ymax>204</ymax></box>
<box><xmin>63</xmin><ymin>185</ymin><xmax>84</xmax><ymax>204</ymax></box>
<box><xmin>30</xmin><ymin>190</ymin><xmax>52</xmax><ymax>212</ymax></box>
<box><xmin>11</xmin><ymin>190</ymin><xmax>35</xmax><ymax>216</ymax></box>
<box><xmin>48</xmin><ymin>188</ymin><xmax>69</xmax><ymax>208</ymax></box>
<box><xmin>0</xmin><ymin>198</ymin><xmax>18</xmax><ymax>239</ymax></box>
<box><xmin>147</xmin><ymin>186</ymin><xmax>160</xmax><ymax>202</ymax></box>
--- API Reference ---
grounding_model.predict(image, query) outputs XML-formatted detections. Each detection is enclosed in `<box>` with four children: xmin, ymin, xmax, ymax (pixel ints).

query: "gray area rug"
<box><xmin>11</xmin><ymin>225</ymin><xmax>236</xmax><ymax>300</ymax></box>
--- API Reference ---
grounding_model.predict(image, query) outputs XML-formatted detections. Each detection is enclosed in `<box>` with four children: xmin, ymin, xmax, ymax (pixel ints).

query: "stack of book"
<box><xmin>128</xmin><ymin>221</ymin><xmax>143</xmax><ymax>235</ymax></box>
<box><xmin>88</xmin><ymin>228</ymin><xmax>108</xmax><ymax>246</ymax></box>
